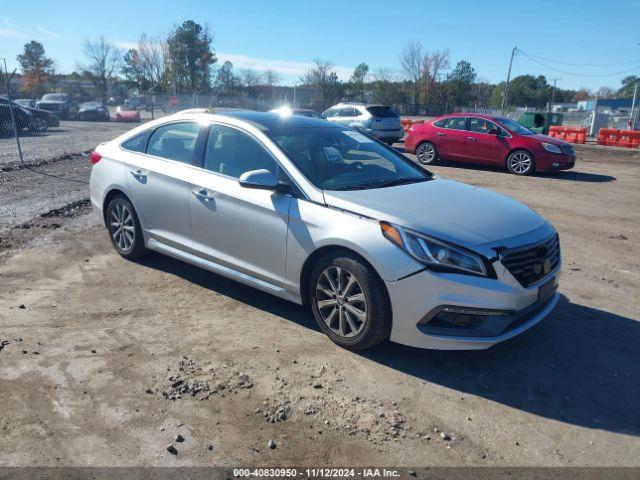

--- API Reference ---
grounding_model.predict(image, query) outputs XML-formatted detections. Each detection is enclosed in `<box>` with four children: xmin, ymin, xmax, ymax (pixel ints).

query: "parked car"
<box><xmin>14</xmin><ymin>98</ymin><xmax>36</xmax><ymax>109</ymax></box>
<box><xmin>404</xmin><ymin>113</ymin><xmax>576</xmax><ymax>175</ymax></box>
<box><xmin>36</xmin><ymin>93</ymin><xmax>78</xmax><ymax>120</ymax></box>
<box><xmin>1</xmin><ymin>96</ymin><xmax>59</xmax><ymax>132</ymax></box>
<box><xmin>77</xmin><ymin>102</ymin><xmax>110</xmax><ymax>121</ymax></box>
<box><xmin>90</xmin><ymin>111</ymin><xmax>561</xmax><ymax>351</ymax></box>
<box><xmin>114</xmin><ymin>105</ymin><xmax>141</xmax><ymax>122</ymax></box>
<box><xmin>0</xmin><ymin>97</ymin><xmax>32</xmax><ymax>134</ymax></box>
<box><xmin>322</xmin><ymin>103</ymin><xmax>403</xmax><ymax>145</ymax></box>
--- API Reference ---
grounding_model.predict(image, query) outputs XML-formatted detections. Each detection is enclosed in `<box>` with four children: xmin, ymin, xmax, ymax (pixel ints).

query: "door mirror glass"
<box><xmin>239</xmin><ymin>169</ymin><xmax>279</xmax><ymax>190</ymax></box>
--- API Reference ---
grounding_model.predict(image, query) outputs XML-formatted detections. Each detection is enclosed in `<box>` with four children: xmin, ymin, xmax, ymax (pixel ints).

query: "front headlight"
<box><xmin>381</xmin><ymin>222</ymin><xmax>488</xmax><ymax>276</ymax></box>
<box><xmin>542</xmin><ymin>142</ymin><xmax>562</xmax><ymax>153</ymax></box>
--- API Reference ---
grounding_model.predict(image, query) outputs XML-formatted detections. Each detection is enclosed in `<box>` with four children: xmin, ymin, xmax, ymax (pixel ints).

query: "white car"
<box><xmin>89</xmin><ymin>111</ymin><xmax>560</xmax><ymax>350</ymax></box>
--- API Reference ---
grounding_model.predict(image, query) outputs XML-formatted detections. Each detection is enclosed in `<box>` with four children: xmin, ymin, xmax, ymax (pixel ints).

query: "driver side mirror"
<box><xmin>239</xmin><ymin>169</ymin><xmax>290</xmax><ymax>193</ymax></box>
<box><xmin>239</xmin><ymin>169</ymin><xmax>279</xmax><ymax>190</ymax></box>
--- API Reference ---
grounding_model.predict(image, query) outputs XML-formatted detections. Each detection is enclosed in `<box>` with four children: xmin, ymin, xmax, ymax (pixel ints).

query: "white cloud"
<box><xmin>0</xmin><ymin>27</ymin><xmax>27</xmax><ymax>39</ymax></box>
<box><xmin>36</xmin><ymin>25</ymin><xmax>61</xmax><ymax>38</ymax></box>
<box><xmin>217</xmin><ymin>52</ymin><xmax>354</xmax><ymax>82</ymax></box>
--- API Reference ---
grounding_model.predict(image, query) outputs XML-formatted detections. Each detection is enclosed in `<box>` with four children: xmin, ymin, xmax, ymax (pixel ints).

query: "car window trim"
<box><xmin>193</xmin><ymin>120</ymin><xmax>308</xmax><ymax>200</ymax></box>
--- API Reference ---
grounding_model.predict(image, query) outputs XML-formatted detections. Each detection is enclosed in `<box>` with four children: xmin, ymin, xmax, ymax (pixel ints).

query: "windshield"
<box><xmin>269</xmin><ymin>127</ymin><xmax>431</xmax><ymax>191</ymax></box>
<box><xmin>42</xmin><ymin>94</ymin><xmax>65</xmax><ymax>102</ymax></box>
<box><xmin>496</xmin><ymin>117</ymin><xmax>534</xmax><ymax>135</ymax></box>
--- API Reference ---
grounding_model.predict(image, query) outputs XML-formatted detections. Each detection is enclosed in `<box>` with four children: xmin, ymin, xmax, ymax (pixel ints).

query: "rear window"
<box><xmin>366</xmin><ymin>106</ymin><xmax>398</xmax><ymax>118</ymax></box>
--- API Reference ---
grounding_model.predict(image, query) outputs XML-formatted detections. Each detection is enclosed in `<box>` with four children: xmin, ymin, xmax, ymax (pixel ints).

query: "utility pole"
<box><xmin>589</xmin><ymin>91</ymin><xmax>599</xmax><ymax>137</ymax></box>
<box><xmin>548</xmin><ymin>78</ymin><xmax>560</xmax><ymax>114</ymax></box>
<box><xmin>501</xmin><ymin>47</ymin><xmax>517</xmax><ymax>115</ymax></box>
<box><xmin>629</xmin><ymin>82</ymin><xmax>638</xmax><ymax>130</ymax></box>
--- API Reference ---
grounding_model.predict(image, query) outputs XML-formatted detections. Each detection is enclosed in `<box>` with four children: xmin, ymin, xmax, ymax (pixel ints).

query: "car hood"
<box><xmin>322</xmin><ymin>178</ymin><xmax>547</xmax><ymax>247</ymax></box>
<box><xmin>530</xmin><ymin>133</ymin><xmax>568</xmax><ymax>146</ymax></box>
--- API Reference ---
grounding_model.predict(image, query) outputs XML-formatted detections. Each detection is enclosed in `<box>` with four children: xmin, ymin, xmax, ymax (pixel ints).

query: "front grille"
<box><xmin>561</xmin><ymin>144</ymin><xmax>574</xmax><ymax>155</ymax></box>
<box><xmin>500</xmin><ymin>234</ymin><xmax>560</xmax><ymax>287</ymax></box>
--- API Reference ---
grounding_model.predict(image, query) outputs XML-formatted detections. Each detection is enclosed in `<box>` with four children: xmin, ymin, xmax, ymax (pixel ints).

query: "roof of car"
<box><xmin>440</xmin><ymin>112</ymin><xmax>496</xmax><ymax>120</ymax></box>
<box><xmin>216</xmin><ymin>110</ymin><xmax>336</xmax><ymax>130</ymax></box>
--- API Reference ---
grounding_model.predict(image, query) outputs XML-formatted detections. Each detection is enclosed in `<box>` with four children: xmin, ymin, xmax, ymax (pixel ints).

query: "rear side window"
<box><xmin>339</xmin><ymin>106</ymin><xmax>356</xmax><ymax>117</ymax></box>
<box><xmin>366</xmin><ymin>106</ymin><xmax>398</xmax><ymax>118</ymax></box>
<box><xmin>147</xmin><ymin>122</ymin><xmax>200</xmax><ymax>164</ymax></box>
<box><xmin>438</xmin><ymin>117</ymin><xmax>467</xmax><ymax>130</ymax></box>
<box><xmin>121</xmin><ymin>131</ymin><xmax>150</xmax><ymax>153</ymax></box>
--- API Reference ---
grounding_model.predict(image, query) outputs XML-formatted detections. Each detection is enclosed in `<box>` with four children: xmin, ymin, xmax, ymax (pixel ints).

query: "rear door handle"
<box><xmin>192</xmin><ymin>188</ymin><xmax>217</xmax><ymax>202</ymax></box>
<box><xmin>436</xmin><ymin>132</ymin><xmax>445</xmax><ymax>136</ymax></box>
<box><xmin>130</xmin><ymin>169</ymin><xmax>147</xmax><ymax>180</ymax></box>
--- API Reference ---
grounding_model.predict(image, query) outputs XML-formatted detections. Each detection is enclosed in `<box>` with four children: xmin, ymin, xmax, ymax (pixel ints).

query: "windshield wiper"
<box><xmin>331</xmin><ymin>177</ymin><xmax>430</xmax><ymax>191</ymax></box>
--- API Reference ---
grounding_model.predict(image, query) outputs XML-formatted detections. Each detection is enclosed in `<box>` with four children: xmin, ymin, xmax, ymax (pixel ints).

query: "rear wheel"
<box><xmin>416</xmin><ymin>141</ymin><xmax>438</xmax><ymax>165</ymax></box>
<box><xmin>507</xmin><ymin>149</ymin><xmax>535</xmax><ymax>175</ymax></box>
<box><xmin>106</xmin><ymin>196</ymin><xmax>146</xmax><ymax>260</ymax></box>
<box><xmin>309</xmin><ymin>252</ymin><xmax>391</xmax><ymax>350</ymax></box>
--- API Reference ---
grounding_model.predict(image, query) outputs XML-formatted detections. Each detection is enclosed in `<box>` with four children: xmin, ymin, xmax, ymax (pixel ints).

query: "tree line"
<box><xmin>10</xmin><ymin>23</ymin><xmax>637</xmax><ymax>113</ymax></box>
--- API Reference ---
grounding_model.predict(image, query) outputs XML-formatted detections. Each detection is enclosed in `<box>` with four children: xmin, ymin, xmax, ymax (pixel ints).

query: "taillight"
<box><xmin>89</xmin><ymin>151</ymin><xmax>102</xmax><ymax>164</ymax></box>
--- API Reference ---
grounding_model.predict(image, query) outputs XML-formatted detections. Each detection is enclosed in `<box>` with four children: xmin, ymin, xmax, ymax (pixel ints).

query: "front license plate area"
<box><xmin>538</xmin><ymin>276</ymin><xmax>557</xmax><ymax>304</ymax></box>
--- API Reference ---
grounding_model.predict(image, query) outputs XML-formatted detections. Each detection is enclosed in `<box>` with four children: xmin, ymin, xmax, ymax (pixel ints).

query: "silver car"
<box><xmin>89</xmin><ymin>111</ymin><xmax>561</xmax><ymax>351</ymax></box>
<box><xmin>322</xmin><ymin>103</ymin><xmax>403</xmax><ymax>145</ymax></box>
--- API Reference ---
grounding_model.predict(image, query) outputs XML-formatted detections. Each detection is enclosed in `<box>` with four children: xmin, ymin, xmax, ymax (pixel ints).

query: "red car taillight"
<box><xmin>89</xmin><ymin>151</ymin><xmax>102</xmax><ymax>164</ymax></box>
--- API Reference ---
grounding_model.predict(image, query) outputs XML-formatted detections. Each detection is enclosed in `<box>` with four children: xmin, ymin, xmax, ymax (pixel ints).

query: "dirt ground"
<box><xmin>0</xmin><ymin>144</ymin><xmax>639</xmax><ymax>467</ymax></box>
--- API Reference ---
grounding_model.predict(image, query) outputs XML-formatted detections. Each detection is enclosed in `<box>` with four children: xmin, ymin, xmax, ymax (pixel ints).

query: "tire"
<box><xmin>30</xmin><ymin>116</ymin><xmax>48</xmax><ymax>132</ymax></box>
<box><xmin>507</xmin><ymin>149</ymin><xmax>535</xmax><ymax>175</ymax></box>
<box><xmin>105</xmin><ymin>196</ymin><xmax>146</xmax><ymax>260</ymax></box>
<box><xmin>309</xmin><ymin>251</ymin><xmax>391</xmax><ymax>350</ymax></box>
<box><xmin>416</xmin><ymin>141</ymin><xmax>438</xmax><ymax>165</ymax></box>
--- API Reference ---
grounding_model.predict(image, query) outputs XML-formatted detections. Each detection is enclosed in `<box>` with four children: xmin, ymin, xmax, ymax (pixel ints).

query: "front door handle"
<box><xmin>130</xmin><ymin>169</ymin><xmax>147</xmax><ymax>180</ymax></box>
<box><xmin>192</xmin><ymin>188</ymin><xmax>217</xmax><ymax>202</ymax></box>
<box><xmin>467</xmin><ymin>136</ymin><xmax>477</xmax><ymax>141</ymax></box>
<box><xmin>436</xmin><ymin>132</ymin><xmax>445</xmax><ymax>136</ymax></box>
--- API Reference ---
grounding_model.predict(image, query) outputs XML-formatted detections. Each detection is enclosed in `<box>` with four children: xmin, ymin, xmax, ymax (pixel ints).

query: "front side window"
<box><xmin>270</xmin><ymin>126</ymin><xmax>431</xmax><ymax>191</ymax></box>
<box><xmin>323</xmin><ymin>107</ymin><xmax>340</xmax><ymax>118</ymax></box>
<box><xmin>203</xmin><ymin>124</ymin><xmax>277</xmax><ymax>178</ymax></box>
<box><xmin>146</xmin><ymin>122</ymin><xmax>200</xmax><ymax>163</ymax></box>
<box><xmin>468</xmin><ymin>117</ymin><xmax>497</xmax><ymax>134</ymax></box>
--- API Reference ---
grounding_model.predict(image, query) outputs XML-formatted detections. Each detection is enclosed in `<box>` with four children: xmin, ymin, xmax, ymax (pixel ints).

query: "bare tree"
<box><xmin>138</xmin><ymin>34</ymin><xmax>167</xmax><ymax>89</ymax></box>
<box><xmin>300</xmin><ymin>59</ymin><xmax>344</xmax><ymax>109</ymax></box>
<box><xmin>421</xmin><ymin>49</ymin><xmax>450</xmax><ymax>109</ymax></box>
<box><xmin>79</xmin><ymin>37</ymin><xmax>123</xmax><ymax>97</ymax></box>
<box><xmin>399</xmin><ymin>40</ymin><xmax>423</xmax><ymax>113</ymax></box>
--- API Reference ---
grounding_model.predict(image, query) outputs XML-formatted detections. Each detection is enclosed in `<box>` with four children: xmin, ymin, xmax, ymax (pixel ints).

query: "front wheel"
<box><xmin>507</xmin><ymin>150</ymin><xmax>535</xmax><ymax>175</ymax></box>
<box><xmin>416</xmin><ymin>141</ymin><xmax>438</xmax><ymax>165</ymax></box>
<box><xmin>106</xmin><ymin>196</ymin><xmax>146</xmax><ymax>260</ymax></box>
<box><xmin>30</xmin><ymin>116</ymin><xmax>49</xmax><ymax>132</ymax></box>
<box><xmin>309</xmin><ymin>252</ymin><xmax>391</xmax><ymax>350</ymax></box>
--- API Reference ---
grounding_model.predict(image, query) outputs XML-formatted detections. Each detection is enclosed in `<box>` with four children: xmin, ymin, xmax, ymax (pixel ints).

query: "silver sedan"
<box><xmin>89</xmin><ymin>110</ymin><xmax>561</xmax><ymax>350</ymax></box>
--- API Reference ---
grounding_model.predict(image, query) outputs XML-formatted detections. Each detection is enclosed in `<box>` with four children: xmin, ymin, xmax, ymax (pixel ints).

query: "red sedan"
<box><xmin>114</xmin><ymin>105</ymin><xmax>141</xmax><ymax>123</ymax></box>
<box><xmin>404</xmin><ymin>113</ymin><xmax>576</xmax><ymax>175</ymax></box>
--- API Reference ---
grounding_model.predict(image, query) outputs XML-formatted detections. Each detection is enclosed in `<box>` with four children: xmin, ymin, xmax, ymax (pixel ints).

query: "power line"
<box><xmin>518</xmin><ymin>50</ymin><xmax>640</xmax><ymax>68</ymax></box>
<box><xmin>518</xmin><ymin>50</ymin><xmax>640</xmax><ymax>78</ymax></box>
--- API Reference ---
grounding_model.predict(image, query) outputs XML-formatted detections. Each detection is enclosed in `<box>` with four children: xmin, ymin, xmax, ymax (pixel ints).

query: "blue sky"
<box><xmin>1</xmin><ymin>0</ymin><xmax>639</xmax><ymax>91</ymax></box>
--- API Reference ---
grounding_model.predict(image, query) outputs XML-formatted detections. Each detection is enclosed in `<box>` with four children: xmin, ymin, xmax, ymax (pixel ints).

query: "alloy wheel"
<box><xmin>32</xmin><ymin>117</ymin><xmax>48</xmax><ymax>132</ymax></box>
<box><xmin>417</xmin><ymin>142</ymin><xmax>436</xmax><ymax>164</ymax></box>
<box><xmin>109</xmin><ymin>202</ymin><xmax>135</xmax><ymax>252</ymax></box>
<box><xmin>315</xmin><ymin>266</ymin><xmax>368</xmax><ymax>338</ymax></box>
<box><xmin>508</xmin><ymin>151</ymin><xmax>532</xmax><ymax>174</ymax></box>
